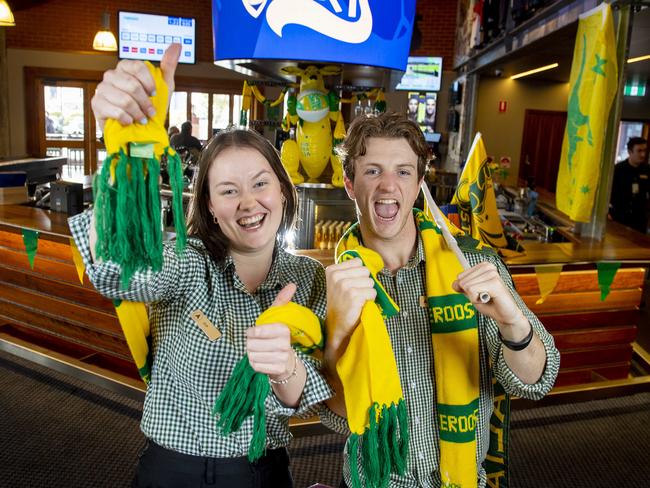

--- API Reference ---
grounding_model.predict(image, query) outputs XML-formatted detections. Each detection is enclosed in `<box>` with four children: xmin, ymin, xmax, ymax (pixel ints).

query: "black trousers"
<box><xmin>132</xmin><ymin>440</ymin><xmax>293</xmax><ymax>488</ymax></box>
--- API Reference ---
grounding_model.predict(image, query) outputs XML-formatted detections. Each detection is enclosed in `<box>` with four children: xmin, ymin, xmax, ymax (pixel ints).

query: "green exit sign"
<box><xmin>624</xmin><ymin>80</ymin><xmax>646</xmax><ymax>97</ymax></box>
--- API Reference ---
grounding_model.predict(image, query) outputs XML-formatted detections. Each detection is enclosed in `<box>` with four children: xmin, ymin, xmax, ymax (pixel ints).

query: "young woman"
<box><xmin>70</xmin><ymin>45</ymin><xmax>331</xmax><ymax>488</ymax></box>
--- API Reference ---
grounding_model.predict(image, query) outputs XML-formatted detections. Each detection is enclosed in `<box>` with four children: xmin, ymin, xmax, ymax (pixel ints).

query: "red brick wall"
<box><xmin>411</xmin><ymin>0</ymin><xmax>458</xmax><ymax>70</ymax></box>
<box><xmin>7</xmin><ymin>0</ymin><xmax>457</xmax><ymax>67</ymax></box>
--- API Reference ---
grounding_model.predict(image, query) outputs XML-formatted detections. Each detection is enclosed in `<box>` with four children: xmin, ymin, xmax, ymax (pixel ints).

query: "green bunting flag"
<box><xmin>21</xmin><ymin>228</ymin><xmax>39</xmax><ymax>270</ymax></box>
<box><xmin>596</xmin><ymin>262</ymin><xmax>621</xmax><ymax>301</ymax></box>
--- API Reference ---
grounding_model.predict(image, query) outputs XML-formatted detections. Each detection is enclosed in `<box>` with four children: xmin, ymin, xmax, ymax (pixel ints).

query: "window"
<box><xmin>27</xmin><ymin>68</ymin><xmax>104</xmax><ymax>177</ymax></box>
<box><xmin>169</xmin><ymin>86</ymin><xmax>246</xmax><ymax>142</ymax></box>
<box><xmin>28</xmin><ymin>68</ymin><xmax>247</xmax><ymax>177</ymax></box>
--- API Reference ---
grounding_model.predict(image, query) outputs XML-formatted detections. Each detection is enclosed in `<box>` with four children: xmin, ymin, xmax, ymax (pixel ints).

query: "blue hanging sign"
<box><xmin>212</xmin><ymin>0</ymin><xmax>416</xmax><ymax>71</ymax></box>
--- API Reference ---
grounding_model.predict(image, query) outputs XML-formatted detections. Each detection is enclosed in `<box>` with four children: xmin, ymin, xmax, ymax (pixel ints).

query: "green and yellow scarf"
<box><xmin>213</xmin><ymin>301</ymin><xmax>324</xmax><ymax>462</ymax></box>
<box><xmin>93</xmin><ymin>61</ymin><xmax>186</xmax><ymax>289</ymax></box>
<box><xmin>336</xmin><ymin>209</ymin><xmax>507</xmax><ymax>488</ymax></box>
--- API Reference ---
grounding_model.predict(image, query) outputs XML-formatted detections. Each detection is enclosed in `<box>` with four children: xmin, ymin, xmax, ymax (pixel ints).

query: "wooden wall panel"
<box><xmin>0</xmin><ymin>266</ymin><xmax>114</xmax><ymax>314</ymax></box>
<box><xmin>512</xmin><ymin>268</ymin><xmax>646</xmax><ymax>296</ymax></box>
<box><xmin>521</xmin><ymin>289</ymin><xmax>642</xmax><ymax>315</ymax></box>
<box><xmin>0</xmin><ymin>300</ymin><xmax>130</xmax><ymax>359</ymax></box>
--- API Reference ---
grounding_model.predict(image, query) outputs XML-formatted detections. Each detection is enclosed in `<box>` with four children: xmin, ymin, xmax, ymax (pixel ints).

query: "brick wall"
<box><xmin>7</xmin><ymin>0</ymin><xmax>457</xmax><ymax>66</ymax></box>
<box><xmin>411</xmin><ymin>0</ymin><xmax>459</xmax><ymax>70</ymax></box>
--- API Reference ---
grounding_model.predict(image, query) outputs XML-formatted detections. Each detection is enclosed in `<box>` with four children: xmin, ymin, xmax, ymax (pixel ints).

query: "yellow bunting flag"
<box><xmin>113</xmin><ymin>300</ymin><xmax>151</xmax><ymax>384</ymax></box>
<box><xmin>452</xmin><ymin>132</ymin><xmax>507</xmax><ymax>248</ymax></box>
<box><xmin>69</xmin><ymin>238</ymin><xmax>86</xmax><ymax>285</ymax></box>
<box><xmin>534</xmin><ymin>264</ymin><xmax>564</xmax><ymax>304</ymax></box>
<box><xmin>556</xmin><ymin>3</ymin><xmax>618</xmax><ymax>222</ymax></box>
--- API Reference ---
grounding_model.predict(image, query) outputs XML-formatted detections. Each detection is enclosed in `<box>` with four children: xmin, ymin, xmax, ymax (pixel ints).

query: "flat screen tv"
<box><xmin>211</xmin><ymin>0</ymin><xmax>416</xmax><ymax>71</ymax></box>
<box><xmin>396</xmin><ymin>56</ymin><xmax>442</xmax><ymax>91</ymax></box>
<box><xmin>118</xmin><ymin>11</ymin><xmax>196</xmax><ymax>64</ymax></box>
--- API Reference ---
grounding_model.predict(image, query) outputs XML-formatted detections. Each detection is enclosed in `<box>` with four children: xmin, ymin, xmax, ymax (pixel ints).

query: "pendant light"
<box><xmin>93</xmin><ymin>12</ymin><xmax>117</xmax><ymax>52</ymax></box>
<box><xmin>0</xmin><ymin>0</ymin><xmax>16</xmax><ymax>27</ymax></box>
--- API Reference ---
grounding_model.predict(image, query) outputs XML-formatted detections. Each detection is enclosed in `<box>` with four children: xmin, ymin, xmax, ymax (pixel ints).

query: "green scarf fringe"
<box><xmin>212</xmin><ymin>356</ymin><xmax>270</xmax><ymax>462</ymax></box>
<box><xmin>93</xmin><ymin>148</ymin><xmax>186</xmax><ymax>288</ymax></box>
<box><xmin>347</xmin><ymin>400</ymin><xmax>409</xmax><ymax>488</ymax></box>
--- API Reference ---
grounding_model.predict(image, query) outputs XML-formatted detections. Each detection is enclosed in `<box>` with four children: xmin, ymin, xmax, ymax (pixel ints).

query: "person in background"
<box><xmin>171</xmin><ymin>120</ymin><xmax>203</xmax><ymax>152</ymax></box>
<box><xmin>421</xmin><ymin>95</ymin><xmax>436</xmax><ymax>133</ymax></box>
<box><xmin>78</xmin><ymin>44</ymin><xmax>331</xmax><ymax>487</ymax></box>
<box><xmin>320</xmin><ymin>112</ymin><xmax>559</xmax><ymax>487</ymax></box>
<box><xmin>609</xmin><ymin>136</ymin><xmax>649</xmax><ymax>234</ymax></box>
<box><xmin>168</xmin><ymin>125</ymin><xmax>180</xmax><ymax>138</ymax></box>
<box><xmin>407</xmin><ymin>95</ymin><xmax>419</xmax><ymax>123</ymax></box>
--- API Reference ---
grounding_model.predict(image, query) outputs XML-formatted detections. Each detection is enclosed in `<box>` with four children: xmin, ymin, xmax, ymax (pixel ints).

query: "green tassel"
<box><xmin>377</xmin><ymin>404</ymin><xmax>391</xmax><ymax>486</ymax></box>
<box><xmin>386</xmin><ymin>403</ymin><xmax>407</xmax><ymax>475</ymax></box>
<box><xmin>362</xmin><ymin>403</ymin><xmax>381</xmax><ymax>488</ymax></box>
<box><xmin>166</xmin><ymin>149</ymin><xmax>187</xmax><ymax>254</ymax></box>
<box><xmin>397</xmin><ymin>399</ymin><xmax>410</xmax><ymax>466</ymax></box>
<box><xmin>348</xmin><ymin>434</ymin><xmax>362</xmax><ymax>488</ymax></box>
<box><xmin>212</xmin><ymin>356</ymin><xmax>270</xmax><ymax>462</ymax></box>
<box><xmin>146</xmin><ymin>159</ymin><xmax>163</xmax><ymax>271</ymax></box>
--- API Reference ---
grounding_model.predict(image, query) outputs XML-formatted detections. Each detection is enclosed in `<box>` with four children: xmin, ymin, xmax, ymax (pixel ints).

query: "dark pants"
<box><xmin>132</xmin><ymin>440</ymin><xmax>293</xmax><ymax>488</ymax></box>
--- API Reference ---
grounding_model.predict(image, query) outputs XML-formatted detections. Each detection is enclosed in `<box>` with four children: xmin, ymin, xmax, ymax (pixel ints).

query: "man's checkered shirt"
<box><xmin>321</xmin><ymin>234</ymin><xmax>560</xmax><ymax>488</ymax></box>
<box><xmin>69</xmin><ymin>210</ymin><xmax>332</xmax><ymax>457</ymax></box>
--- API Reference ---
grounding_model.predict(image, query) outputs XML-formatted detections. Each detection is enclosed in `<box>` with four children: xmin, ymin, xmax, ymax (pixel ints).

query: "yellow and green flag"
<box><xmin>556</xmin><ymin>3</ymin><xmax>618</xmax><ymax>222</ymax></box>
<box><xmin>452</xmin><ymin>132</ymin><xmax>507</xmax><ymax>248</ymax></box>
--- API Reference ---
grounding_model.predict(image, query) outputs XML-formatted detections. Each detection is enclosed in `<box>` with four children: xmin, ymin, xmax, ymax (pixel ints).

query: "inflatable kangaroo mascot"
<box><xmin>280</xmin><ymin>64</ymin><xmax>345</xmax><ymax>187</ymax></box>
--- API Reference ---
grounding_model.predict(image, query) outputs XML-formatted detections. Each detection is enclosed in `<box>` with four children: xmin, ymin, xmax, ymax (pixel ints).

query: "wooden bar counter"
<box><xmin>0</xmin><ymin>204</ymin><xmax>142</xmax><ymax>392</ymax></box>
<box><xmin>1</xmin><ymin>203</ymin><xmax>649</xmax><ymax>397</ymax></box>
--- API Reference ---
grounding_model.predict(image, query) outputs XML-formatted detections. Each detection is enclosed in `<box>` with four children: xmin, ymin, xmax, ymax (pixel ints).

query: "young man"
<box><xmin>321</xmin><ymin>112</ymin><xmax>559</xmax><ymax>487</ymax></box>
<box><xmin>609</xmin><ymin>137</ymin><xmax>649</xmax><ymax>234</ymax></box>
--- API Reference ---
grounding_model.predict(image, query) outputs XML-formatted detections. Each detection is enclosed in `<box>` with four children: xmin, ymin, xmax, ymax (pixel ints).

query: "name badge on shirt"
<box><xmin>191</xmin><ymin>309</ymin><xmax>221</xmax><ymax>341</ymax></box>
<box><xmin>632</xmin><ymin>183</ymin><xmax>640</xmax><ymax>194</ymax></box>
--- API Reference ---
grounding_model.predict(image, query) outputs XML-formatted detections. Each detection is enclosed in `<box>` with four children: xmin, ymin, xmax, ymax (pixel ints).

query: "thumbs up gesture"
<box><xmin>246</xmin><ymin>283</ymin><xmax>298</xmax><ymax>380</ymax></box>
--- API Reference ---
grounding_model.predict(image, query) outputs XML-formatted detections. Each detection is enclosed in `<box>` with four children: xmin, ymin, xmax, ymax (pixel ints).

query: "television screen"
<box><xmin>396</xmin><ymin>57</ymin><xmax>442</xmax><ymax>91</ymax></box>
<box><xmin>407</xmin><ymin>91</ymin><xmax>437</xmax><ymax>141</ymax></box>
<box><xmin>118</xmin><ymin>11</ymin><xmax>196</xmax><ymax>64</ymax></box>
<box><xmin>211</xmin><ymin>0</ymin><xmax>416</xmax><ymax>71</ymax></box>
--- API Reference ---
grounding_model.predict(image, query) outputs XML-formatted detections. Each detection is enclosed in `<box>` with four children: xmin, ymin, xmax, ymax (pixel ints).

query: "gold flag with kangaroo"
<box><xmin>556</xmin><ymin>3</ymin><xmax>618</xmax><ymax>222</ymax></box>
<box><xmin>452</xmin><ymin>132</ymin><xmax>507</xmax><ymax>248</ymax></box>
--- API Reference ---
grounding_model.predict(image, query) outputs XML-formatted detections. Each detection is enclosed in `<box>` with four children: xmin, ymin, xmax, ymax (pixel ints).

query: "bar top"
<box><xmin>0</xmin><ymin>204</ymin><xmax>72</xmax><ymax>241</ymax></box>
<box><xmin>1</xmin><ymin>204</ymin><xmax>649</xmax><ymax>266</ymax></box>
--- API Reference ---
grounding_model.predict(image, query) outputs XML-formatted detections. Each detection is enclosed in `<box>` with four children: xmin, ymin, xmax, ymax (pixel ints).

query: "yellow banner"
<box><xmin>452</xmin><ymin>133</ymin><xmax>507</xmax><ymax>248</ymax></box>
<box><xmin>556</xmin><ymin>3</ymin><xmax>618</xmax><ymax>222</ymax></box>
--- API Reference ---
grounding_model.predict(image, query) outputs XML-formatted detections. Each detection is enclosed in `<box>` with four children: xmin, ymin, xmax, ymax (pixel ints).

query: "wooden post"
<box><xmin>0</xmin><ymin>28</ymin><xmax>11</xmax><ymax>157</ymax></box>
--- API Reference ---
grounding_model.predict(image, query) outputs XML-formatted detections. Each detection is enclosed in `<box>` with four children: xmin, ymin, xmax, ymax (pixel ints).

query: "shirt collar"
<box><xmin>216</xmin><ymin>244</ymin><xmax>287</xmax><ymax>292</ymax></box>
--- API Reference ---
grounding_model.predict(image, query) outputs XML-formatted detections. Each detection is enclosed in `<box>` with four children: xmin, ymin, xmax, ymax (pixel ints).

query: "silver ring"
<box><xmin>478</xmin><ymin>291</ymin><xmax>491</xmax><ymax>303</ymax></box>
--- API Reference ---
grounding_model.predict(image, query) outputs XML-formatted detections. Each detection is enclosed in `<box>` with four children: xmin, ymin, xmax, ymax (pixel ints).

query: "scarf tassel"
<box><xmin>347</xmin><ymin>400</ymin><xmax>410</xmax><ymax>488</ymax></box>
<box><xmin>92</xmin><ymin>148</ymin><xmax>186</xmax><ymax>289</ymax></box>
<box><xmin>212</xmin><ymin>356</ymin><xmax>270</xmax><ymax>462</ymax></box>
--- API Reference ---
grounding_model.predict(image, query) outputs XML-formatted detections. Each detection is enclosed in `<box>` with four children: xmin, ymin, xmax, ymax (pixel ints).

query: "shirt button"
<box><xmin>418</xmin><ymin>453</ymin><xmax>425</xmax><ymax>460</ymax></box>
<box><xmin>396</xmin><ymin>276</ymin><xmax>403</xmax><ymax>285</ymax></box>
<box><xmin>407</xmin><ymin>346</ymin><xmax>413</xmax><ymax>354</ymax></box>
<box><xmin>411</xmin><ymin>380</ymin><xmax>416</xmax><ymax>390</ymax></box>
<box><xmin>414</xmin><ymin>415</ymin><xmax>420</xmax><ymax>425</ymax></box>
<box><xmin>402</xmin><ymin>311</ymin><xmax>409</xmax><ymax>318</ymax></box>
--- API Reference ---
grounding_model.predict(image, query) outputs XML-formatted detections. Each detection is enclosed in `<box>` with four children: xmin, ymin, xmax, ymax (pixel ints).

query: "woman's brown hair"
<box><xmin>186</xmin><ymin>129</ymin><xmax>297</xmax><ymax>263</ymax></box>
<box><xmin>338</xmin><ymin>111</ymin><xmax>430</xmax><ymax>181</ymax></box>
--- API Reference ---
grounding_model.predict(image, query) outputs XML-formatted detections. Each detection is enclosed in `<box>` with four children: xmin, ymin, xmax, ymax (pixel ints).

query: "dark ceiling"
<box><xmin>480</xmin><ymin>7</ymin><xmax>650</xmax><ymax>83</ymax></box>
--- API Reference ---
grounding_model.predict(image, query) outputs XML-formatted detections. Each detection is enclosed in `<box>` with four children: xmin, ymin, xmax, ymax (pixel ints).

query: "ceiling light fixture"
<box><xmin>0</xmin><ymin>0</ymin><xmax>16</xmax><ymax>27</ymax></box>
<box><xmin>510</xmin><ymin>63</ymin><xmax>559</xmax><ymax>80</ymax></box>
<box><xmin>627</xmin><ymin>54</ymin><xmax>650</xmax><ymax>64</ymax></box>
<box><xmin>93</xmin><ymin>12</ymin><xmax>117</xmax><ymax>52</ymax></box>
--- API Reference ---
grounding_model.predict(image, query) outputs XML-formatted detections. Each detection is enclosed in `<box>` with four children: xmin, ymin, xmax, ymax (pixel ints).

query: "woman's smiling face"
<box><xmin>207</xmin><ymin>146</ymin><xmax>284</xmax><ymax>255</ymax></box>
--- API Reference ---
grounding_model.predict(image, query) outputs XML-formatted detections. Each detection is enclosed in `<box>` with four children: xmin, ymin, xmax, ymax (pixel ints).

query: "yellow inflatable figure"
<box><xmin>280</xmin><ymin>65</ymin><xmax>345</xmax><ymax>187</ymax></box>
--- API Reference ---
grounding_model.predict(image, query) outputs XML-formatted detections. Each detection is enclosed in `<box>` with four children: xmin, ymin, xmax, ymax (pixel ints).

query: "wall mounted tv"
<box><xmin>118</xmin><ymin>11</ymin><xmax>196</xmax><ymax>64</ymax></box>
<box><xmin>211</xmin><ymin>0</ymin><xmax>416</xmax><ymax>71</ymax></box>
<box><xmin>396</xmin><ymin>56</ymin><xmax>442</xmax><ymax>91</ymax></box>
